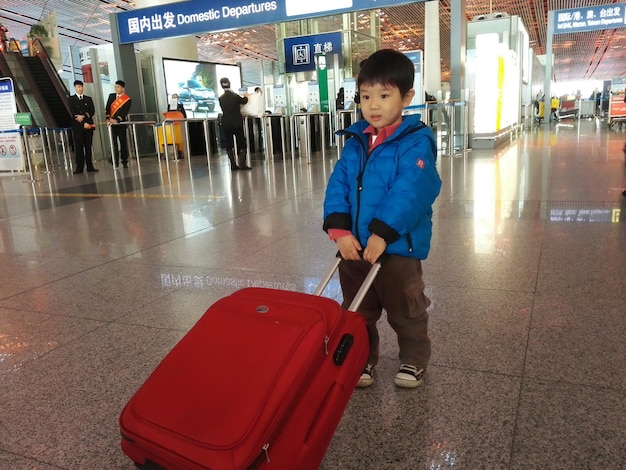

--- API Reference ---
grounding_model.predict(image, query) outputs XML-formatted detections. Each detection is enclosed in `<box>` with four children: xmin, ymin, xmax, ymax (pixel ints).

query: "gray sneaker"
<box><xmin>357</xmin><ymin>364</ymin><xmax>374</xmax><ymax>388</ymax></box>
<box><xmin>394</xmin><ymin>364</ymin><xmax>424</xmax><ymax>388</ymax></box>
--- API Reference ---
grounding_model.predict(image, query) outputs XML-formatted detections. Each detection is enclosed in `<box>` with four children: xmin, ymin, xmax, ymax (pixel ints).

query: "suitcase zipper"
<box><xmin>324</xmin><ymin>335</ymin><xmax>329</xmax><ymax>355</ymax></box>
<box><xmin>248</xmin><ymin>443</ymin><xmax>271</xmax><ymax>469</ymax></box>
<box><xmin>263</xmin><ymin>443</ymin><xmax>270</xmax><ymax>463</ymax></box>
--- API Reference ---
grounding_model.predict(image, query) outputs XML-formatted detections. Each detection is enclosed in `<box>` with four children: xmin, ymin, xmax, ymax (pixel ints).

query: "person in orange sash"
<box><xmin>105</xmin><ymin>80</ymin><xmax>132</xmax><ymax>168</ymax></box>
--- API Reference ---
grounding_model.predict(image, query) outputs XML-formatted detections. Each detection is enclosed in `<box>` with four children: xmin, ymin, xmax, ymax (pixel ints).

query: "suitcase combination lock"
<box><xmin>332</xmin><ymin>334</ymin><xmax>354</xmax><ymax>365</ymax></box>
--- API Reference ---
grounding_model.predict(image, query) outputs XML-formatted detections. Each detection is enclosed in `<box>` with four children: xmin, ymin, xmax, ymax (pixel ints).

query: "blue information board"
<box><xmin>116</xmin><ymin>0</ymin><xmax>425</xmax><ymax>44</ymax></box>
<box><xmin>0</xmin><ymin>77</ymin><xmax>25</xmax><ymax>171</ymax></box>
<box><xmin>555</xmin><ymin>3</ymin><xmax>626</xmax><ymax>34</ymax></box>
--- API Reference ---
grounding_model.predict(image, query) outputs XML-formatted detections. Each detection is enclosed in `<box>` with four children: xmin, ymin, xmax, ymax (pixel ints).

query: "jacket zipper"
<box><xmin>349</xmin><ymin>132</ymin><xmax>370</xmax><ymax>243</ymax></box>
<box><xmin>338</xmin><ymin>123</ymin><xmax>427</xmax><ymax>246</ymax></box>
<box><xmin>405</xmin><ymin>234</ymin><xmax>414</xmax><ymax>253</ymax></box>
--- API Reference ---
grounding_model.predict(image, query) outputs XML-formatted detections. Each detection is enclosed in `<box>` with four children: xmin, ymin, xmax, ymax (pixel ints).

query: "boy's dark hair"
<box><xmin>357</xmin><ymin>49</ymin><xmax>414</xmax><ymax>96</ymax></box>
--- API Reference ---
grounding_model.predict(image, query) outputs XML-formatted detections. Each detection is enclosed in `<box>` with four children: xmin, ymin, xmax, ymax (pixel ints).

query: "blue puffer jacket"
<box><xmin>323</xmin><ymin>114</ymin><xmax>442</xmax><ymax>260</ymax></box>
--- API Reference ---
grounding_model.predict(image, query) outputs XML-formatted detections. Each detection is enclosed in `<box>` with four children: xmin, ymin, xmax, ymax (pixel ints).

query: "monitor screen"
<box><xmin>163</xmin><ymin>58</ymin><xmax>240</xmax><ymax>117</ymax></box>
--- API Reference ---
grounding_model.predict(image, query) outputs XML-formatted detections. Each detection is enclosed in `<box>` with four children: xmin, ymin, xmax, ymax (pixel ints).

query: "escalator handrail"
<box><xmin>30</xmin><ymin>37</ymin><xmax>72</xmax><ymax>123</ymax></box>
<box><xmin>7</xmin><ymin>38</ymin><xmax>22</xmax><ymax>54</ymax></box>
<box><xmin>0</xmin><ymin>54</ymin><xmax>30</xmax><ymax>114</ymax></box>
<box><xmin>2</xmin><ymin>51</ymin><xmax>55</xmax><ymax>128</ymax></box>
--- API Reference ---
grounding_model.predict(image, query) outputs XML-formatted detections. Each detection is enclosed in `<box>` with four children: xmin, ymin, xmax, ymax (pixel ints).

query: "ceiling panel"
<box><xmin>1</xmin><ymin>0</ymin><xmax>625</xmax><ymax>83</ymax></box>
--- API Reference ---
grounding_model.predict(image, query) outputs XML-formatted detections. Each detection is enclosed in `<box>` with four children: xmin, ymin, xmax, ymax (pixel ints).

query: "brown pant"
<box><xmin>339</xmin><ymin>255</ymin><xmax>431</xmax><ymax>369</ymax></box>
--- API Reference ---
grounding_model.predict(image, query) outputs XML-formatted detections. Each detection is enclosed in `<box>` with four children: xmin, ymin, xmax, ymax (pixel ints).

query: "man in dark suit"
<box><xmin>218</xmin><ymin>77</ymin><xmax>251</xmax><ymax>170</ymax></box>
<box><xmin>69</xmin><ymin>80</ymin><xmax>97</xmax><ymax>174</ymax></box>
<box><xmin>105</xmin><ymin>80</ymin><xmax>132</xmax><ymax>168</ymax></box>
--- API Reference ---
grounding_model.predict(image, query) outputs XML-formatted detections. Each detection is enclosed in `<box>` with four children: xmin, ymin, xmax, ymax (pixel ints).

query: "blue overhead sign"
<box><xmin>284</xmin><ymin>32</ymin><xmax>342</xmax><ymax>73</ymax></box>
<box><xmin>555</xmin><ymin>3</ymin><xmax>626</xmax><ymax>34</ymax></box>
<box><xmin>116</xmin><ymin>0</ymin><xmax>426</xmax><ymax>44</ymax></box>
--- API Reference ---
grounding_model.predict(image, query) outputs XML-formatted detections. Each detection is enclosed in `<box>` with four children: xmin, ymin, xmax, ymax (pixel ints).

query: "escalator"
<box><xmin>0</xmin><ymin>38</ymin><xmax>71</xmax><ymax>129</ymax></box>
<box><xmin>0</xmin><ymin>52</ymin><xmax>29</xmax><ymax>115</ymax></box>
<box><xmin>2</xmin><ymin>52</ymin><xmax>53</xmax><ymax>128</ymax></box>
<box><xmin>23</xmin><ymin>55</ymin><xmax>72</xmax><ymax>128</ymax></box>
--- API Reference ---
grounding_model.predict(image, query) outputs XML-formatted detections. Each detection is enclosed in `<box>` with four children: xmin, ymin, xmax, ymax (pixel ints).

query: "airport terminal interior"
<box><xmin>1</xmin><ymin>0</ymin><xmax>626</xmax><ymax>469</ymax></box>
<box><xmin>0</xmin><ymin>117</ymin><xmax>625</xmax><ymax>468</ymax></box>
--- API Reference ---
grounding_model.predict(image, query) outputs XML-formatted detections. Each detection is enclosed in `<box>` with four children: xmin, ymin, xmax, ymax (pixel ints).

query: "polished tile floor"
<box><xmin>0</xmin><ymin>119</ymin><xmax>625</xmax><ymax>469</ymax></box>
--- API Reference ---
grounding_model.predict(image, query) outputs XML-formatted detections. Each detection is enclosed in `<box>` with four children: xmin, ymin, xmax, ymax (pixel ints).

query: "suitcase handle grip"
<box><xmin>312</xmin><ymin>254</ymin><xmax>382</xmax><ymax>312</ymax></box>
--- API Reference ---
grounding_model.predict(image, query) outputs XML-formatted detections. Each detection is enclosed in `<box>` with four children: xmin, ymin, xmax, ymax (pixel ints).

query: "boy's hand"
<box><xmin>363</xmin><ymin>234</ymin><xmax>386</xmax><ymax>264</ymax></box>
<box><xmin>336</xmin><ymin>235</ymin><xmax>362</xmax><ymax>261</ymax></box>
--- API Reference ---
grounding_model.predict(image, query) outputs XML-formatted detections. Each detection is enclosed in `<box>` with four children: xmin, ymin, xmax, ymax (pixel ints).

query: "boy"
<box><xmin>323</xmin><ymin>49</ymin><xmax>442</xmax><ymax>388</ymax></box>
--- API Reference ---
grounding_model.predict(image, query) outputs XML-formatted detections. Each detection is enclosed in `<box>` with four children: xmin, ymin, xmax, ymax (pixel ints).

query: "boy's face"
<box><xmin>359</xmin><ymin>83</ymin><xmax>414</xmax><ymax>131</ymax></box>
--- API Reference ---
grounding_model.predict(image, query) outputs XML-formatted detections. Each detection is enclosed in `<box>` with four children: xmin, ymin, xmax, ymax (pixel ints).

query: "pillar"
<box><xmin>424</xmin><ymin>0</ymin><xmax>441</xmax><ymax>96</ymax></box>
<box><xmin>544</xmin><ymin>10</ymin><xmax>554</xmax><ymax>127</ymax></box>
<box><xmin>450</xmin><ymin>0</ymin><xmax>467</xmax><ymax>100</ymax></box>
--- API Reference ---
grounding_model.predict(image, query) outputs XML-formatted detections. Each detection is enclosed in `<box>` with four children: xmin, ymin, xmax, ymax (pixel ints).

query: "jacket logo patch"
<box><xmin>416</xmin><ymin>158</ymin><xmax>425</xmax><ymax>169</ymax></box>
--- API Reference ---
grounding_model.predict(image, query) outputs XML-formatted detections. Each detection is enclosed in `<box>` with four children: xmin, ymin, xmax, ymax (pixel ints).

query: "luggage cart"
<box><xmin>607</xmin><ymin>92</ymin><xmax>626</xmax><ymax>130</ymax></box>
<box><xmin>578</xmin><ymin>99</ymin><xmax>596</xmax><ymax>118</ymax></box>
<box><xmin>534</xmin><ymin>100</ymin><xmax>545</xmax><ymax>123</ymax></box>
<box><xmin>549</xmin><ymin>97</ymin><xmax>560</xmax><ymax>121</ymax></box>
<box><xmin>557</xmin><ymin>97</ymin><xmax>579</xmax><ymax>120</ymax></box>
<box><xmin>156</xmin><ymin>111</ymin><xmax>185</xmax><ymax>158</ymax></box>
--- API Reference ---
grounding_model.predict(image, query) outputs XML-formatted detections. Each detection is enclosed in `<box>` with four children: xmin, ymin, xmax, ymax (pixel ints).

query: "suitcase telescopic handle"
<box><xmin>312</xmin><ymin>254</ymin><xmax>383</xmax><ymax>312</ymax></box>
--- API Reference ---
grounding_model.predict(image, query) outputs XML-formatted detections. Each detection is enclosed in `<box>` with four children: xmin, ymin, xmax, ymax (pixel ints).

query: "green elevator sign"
<box><xmin>316</xmin><ymin>54</ymin><xmax>329</xmax><ymax>113</ymax></box>
<box><xmin>14</xmin><ymin>113</ymin><xmax>32</xmax><ymax>126</ymax></box>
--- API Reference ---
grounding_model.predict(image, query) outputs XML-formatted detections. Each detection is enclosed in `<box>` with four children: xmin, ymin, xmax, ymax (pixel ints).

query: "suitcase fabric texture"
<box><xmin>119</xmin><ymin>282</ymin><xmax>370</xmax><ymax>470</ymax></box>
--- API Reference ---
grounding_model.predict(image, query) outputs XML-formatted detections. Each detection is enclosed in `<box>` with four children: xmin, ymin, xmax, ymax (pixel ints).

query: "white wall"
<box><xmin>552</xmin><ymin>80</ymin><xmax>604</xmax><ymax>99</ymax></box>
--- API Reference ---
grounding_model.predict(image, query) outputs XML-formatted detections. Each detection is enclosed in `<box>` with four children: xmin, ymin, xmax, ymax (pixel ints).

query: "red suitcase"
<box><xmin>119</xmin><ymin>259</ymin><xmax>378</xmax><ymax>470</ymax></box>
